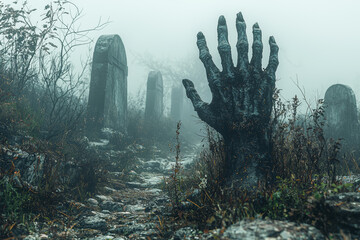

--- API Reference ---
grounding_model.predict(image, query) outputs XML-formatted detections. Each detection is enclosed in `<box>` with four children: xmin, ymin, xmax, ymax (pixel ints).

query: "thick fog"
<box><xmin>19</xmin><ymin>0</ymin><xmax>360</xmax><ymax>109</ymax></box>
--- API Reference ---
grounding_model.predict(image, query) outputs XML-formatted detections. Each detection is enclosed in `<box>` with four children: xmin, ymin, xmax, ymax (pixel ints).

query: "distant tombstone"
<box><xmin>324</xmin><ymin>84</ymin><xmax>359</xmax><ymax>143</ymax></box>
<box><xmin>86</xmin><ymin>34</ymin><xmax>128</xmax><ymax>137</ymax></box>
<box><xmin>170</xmin><ymin>86</ymin><xmax>184</xmax><ymax>121</ymax></box>
<box><xmin>145</xmin><ymin>71</ymin><xmax>163</xmax><ymax>120</ymax></box>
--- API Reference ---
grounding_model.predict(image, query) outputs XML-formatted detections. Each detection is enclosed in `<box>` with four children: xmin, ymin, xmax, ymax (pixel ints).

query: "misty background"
<box><xmin>14</xmin><ymin>0</ymin><xmax>360</xmax><ymax>111</ymax></box>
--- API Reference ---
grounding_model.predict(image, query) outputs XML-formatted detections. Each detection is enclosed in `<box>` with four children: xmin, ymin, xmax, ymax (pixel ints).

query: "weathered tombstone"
<box><xmin>170</xmin><ymin>86</ymin><xmax>184</xmax><ymax>121</ymax></box>
<box><xmin>145</xmin><ymin>71</ymin><xmax>163</xmax><ymax>121</ymax></box>
<box><xmin>86</xmin><ymin>34</ymin><xmax>128</xmax><ymax>137</ymax></box>
<box><xmin>324</xmin><ymin>84</ymin><xmax>360</xmax><ymax>144</ymax></box>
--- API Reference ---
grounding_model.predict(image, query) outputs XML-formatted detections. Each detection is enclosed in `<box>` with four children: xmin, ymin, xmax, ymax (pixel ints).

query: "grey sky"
<box><xmin>18</xmin><ymin>0</ymin><xmax>360</xmax><ymax>106</ymax></box>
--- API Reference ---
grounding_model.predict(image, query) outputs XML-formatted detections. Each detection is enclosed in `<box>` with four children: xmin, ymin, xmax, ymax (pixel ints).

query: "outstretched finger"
<box><xmin>266</xmin><ymin>36</ymin><xmax>279</xmax><ymax>78</ymax></box>
<box><xmin>217</xmin><ymin>15</ymin><xmax>234</xmax><ymax>77</ymax></box>
<box><xmin>250</xmin><ymin>23</ymin><xmax>263</xmax><ymax>72</ymax></box>
<box><xmin>236</xmin><ymin>12</ymin><xmax>249</xmax><ymax>71</ymax></box>
<box><xmin>182</xmin><ymin>79</ymin><xmax>216</xmax><ymax>127</ymax></box>
<box><xmin>197</xmin><ymin>32</ymin><xmax>220</xmax><ymax>89</ymax></box>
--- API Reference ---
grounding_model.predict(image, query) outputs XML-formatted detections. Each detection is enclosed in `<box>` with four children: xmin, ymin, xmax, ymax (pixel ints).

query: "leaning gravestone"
<box><xmin>145</xmin><ymin>71</ymin><xmax>163</xmax><ymax>121</ymax></box>
<box><xmin>170</xmin><ymin>86</ymin><xmax>183</xmax><ymax>121</ymax></box>
<box><xmin>86</xmin><ymin>34</ymin><xmax>128</xmax><ymax>137</ymax></box>
<box><xmin>324</xmin><ymin>84</ymin><xmax>360</xmax><ymax>145</ymax></box>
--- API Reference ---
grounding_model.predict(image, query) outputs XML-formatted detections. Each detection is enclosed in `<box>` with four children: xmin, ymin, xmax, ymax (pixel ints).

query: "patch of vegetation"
<box><xmin>163</xmin><ymin>90</ymin><xmax>359</xmax><ymax>237</ymax></box>
<box><xmin>0</xmin><ymin>177</ymin><xmax>32</xmax><ymax>222</ymax></box>
<box><xmin>0</xmin><ymin>1</ymin><xmax>111</xmax><ymax>238</ymax></box>
<box><xmin>164</xmin><ymin>121</ymin><xmax>183</xmax><ymax>211</ymax></box>
<box><xmin>0</xmin><ymin>98</ymin><xmax>42</xmax><ymax>136</ymax></box>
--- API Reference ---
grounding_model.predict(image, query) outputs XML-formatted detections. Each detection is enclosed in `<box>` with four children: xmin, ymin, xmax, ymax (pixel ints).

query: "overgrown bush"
<box><xmin>0</xmin><ymin>177</ymin><xmax>32</xmax><ymax>222</ymax></box>
<box><xmin>0</xmin><ymin>97</ymin><xmax>43</xmax><ymax>137</ymax></box>
<box><xmin>164</xmin><ymin>122</ymin><xmax>183</xmax><ymax>211</ymax></box>
<box><xmin>270</xmin><ymin>92</ymin><xmax>341</xmax><ymax>186</ymax></box>
<box><xmin>0</xmin><ymin>1</ymin><xmax>109</xmax><ymax>237</ymax></box>
<box><xmin>0</xmin><ymin>133</ymin><xmax>110</xmax><ymax>238</ymax></box>
<box><xmin>0</xmin><ymin>0</ymin><xmax>106</xmax><ymax>141</ymax></box>
<box><xmin>164</xmin><ymin>91</ymin><xmax>356</xmax><ymax>235</ymax></box>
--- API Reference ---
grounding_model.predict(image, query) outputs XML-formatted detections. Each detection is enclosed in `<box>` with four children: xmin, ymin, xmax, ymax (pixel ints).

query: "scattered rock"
<box><xmin>89</xmin><ymin>139</ymin><xmax>110</xmax><ymax>147</ymax></box>
<box><xmin>89</xmin><ymin>236</ymin><xmax>114</xmax><ymax>240</ymax></box>
<box><xmin>100</xmin><ymin>200</ymin><xmax>123</xmax><ymax>212</ymax></box>
<box><xmin>109</xmin><ymin>172</ymin><xmax>123</xmax><ymax>178</ymax></box>
<box><xmin>141</xmin><ymin>173</ymin><xmax>163</xmax><ymax>187</ymax></box>
<box><xmin>24</xmin><ymin>236</ymin><xmax>37</xmax><ymax>240</ymax></box>
<box><xmin>95</xmin><ymin>195</ymin><xmax>114</xmax><ymax>202</ymax></box>
<box><xmin>129</xmin><ymin>170</ymin><xmax>138</xmax><ymax>176</ymax></box>
<box><xmin>126</xmin><ymin>181</ymin><xmax>145</xmax><ymax>189</ymax></box>
<box><xmin>80</xmin><ymin>215</ymin><xmax>107</xmax><ymax>231</ymax></box>
<box><xmin>146</xmin><ymin>188</ymin><xmax>162</xmax><ymax>195</ymax></box>
<box><xmin>104</xmin><ymin>186</ymin><xmax>117</xmax><ymax>193</ymax></box>
<box><xmin>23</xmin><ymin>234</ymin><xmax>49</xmax><ymax>240</ymax></box>
<box><xmin>338</xmin><ymin>175</ymin><xmax>360</xmax><ymax>191</ymax></box>
<box><xmin>91</xmin><ymin>211</ymin><xmax>110</xmax><ymax>218</ymax></box>
<box><xmin>0</xmin><ymin>146</ymin><xmax>46</xmax><ymax>188</ymax></box>
<box><xmin>223</xmin><ymin>219</ymin><xmax>325</xmax><ymax>240</ymax></box>
<box><xmin>142</xmin><ymin>160</ymin><xmax>161</xmax><ymax>172</ymax></box>
<box><xmin>125</xmin><ymin>204</ymin><xmax>145</xmax><ymax>213</ymax></box>
<box><xmin>325</xmin><ymin>192</ymin><xmax>360</xmax><ymax>238</ymax></box>
<box><xmin>126</xmin><ymin>144</ymin><xmax>145</xmax><ymax>154</ymax></box>
<box><xmin>109</xmin><ymin>222</ymin><xmax>157</xmax><ymax>236</ymax></box>
<box><xmin>87</xmin><ymin>198</ymin><xmax>99</xmax><ymax>207</ymax></box>
<box><xmin>173</xmin><ymin>227</ymin><xmax>197</xmax><ymax>240</ymax></box>
<box><xmin>89</xmin><ymin>235</ymin><xmax>126</xmax><ymax>240</ymax></box>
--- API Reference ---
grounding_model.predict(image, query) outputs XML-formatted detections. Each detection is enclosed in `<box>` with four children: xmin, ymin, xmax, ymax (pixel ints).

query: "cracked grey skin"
<box><xmin>182</xmin><ymin>12</ymin><xmax>279</xmax><ymax>189</ymax></box>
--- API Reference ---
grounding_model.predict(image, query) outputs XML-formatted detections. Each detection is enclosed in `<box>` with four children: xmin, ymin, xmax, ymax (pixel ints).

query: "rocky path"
<box><xmin>76</xmin><ymin>187</ymin><xmax>168</xmax><ymax>239</ymax></box>
<box><xmin>70</xmin><ymin>146</ymin><xmax>201</xmax><ymax>240</ymax></box>
<box><xmin>23</xmin><ymin>143</ymin><xmax>198</xmax><ymax>240</ymax></box>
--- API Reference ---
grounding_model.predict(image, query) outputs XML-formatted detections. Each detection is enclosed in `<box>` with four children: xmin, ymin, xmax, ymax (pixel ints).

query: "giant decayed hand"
<box><xmin>183</xmin><ymin>12</ymin><xmax>278</xmax><ymax>137</ymax></box>
<box><xmin>183</xmin><ymin>12</ymin><xmax>279</xmax><ymax>188</ymax></box>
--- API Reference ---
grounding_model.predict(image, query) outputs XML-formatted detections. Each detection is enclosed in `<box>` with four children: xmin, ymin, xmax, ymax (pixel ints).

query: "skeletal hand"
<box><xmin>183</xmin><ymin>12</ymin><xmax>279</xmax><ymax>137</ymax></box>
